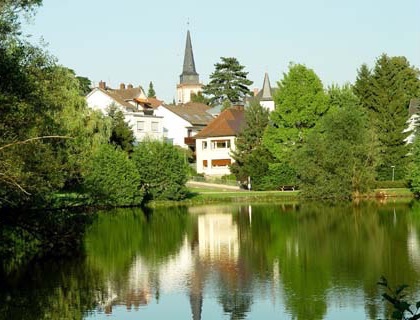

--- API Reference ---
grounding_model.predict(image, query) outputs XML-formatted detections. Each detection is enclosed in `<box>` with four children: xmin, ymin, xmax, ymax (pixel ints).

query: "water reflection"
<box><xmin>2</xmin><ymin>201</ymin><xmax>420</xmax><ymax>319</ymax></box>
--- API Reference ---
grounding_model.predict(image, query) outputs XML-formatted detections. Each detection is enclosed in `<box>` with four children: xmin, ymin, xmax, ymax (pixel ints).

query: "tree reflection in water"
<box><xmin>2</xmin><ymin>201</ymin><xmax>420</xmax><ymax>319</ymax></box>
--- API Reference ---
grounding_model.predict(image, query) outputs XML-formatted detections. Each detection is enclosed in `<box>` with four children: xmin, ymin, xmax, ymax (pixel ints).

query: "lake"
<box><xmin>2</xmin><ymin>200</ymin><xmax>420</xmax><ymax>319</ymax></box>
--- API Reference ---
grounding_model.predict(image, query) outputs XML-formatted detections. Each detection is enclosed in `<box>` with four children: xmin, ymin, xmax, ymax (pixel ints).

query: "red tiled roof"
<box><xmin>147</xmin><ymin>97</ymin><xmax>164</xmax><ymax>109</ymax></box>
<box><xmin>194</xmin><ymin>107</ymin><xmax>245</xmax><ymax>138</ymax></box>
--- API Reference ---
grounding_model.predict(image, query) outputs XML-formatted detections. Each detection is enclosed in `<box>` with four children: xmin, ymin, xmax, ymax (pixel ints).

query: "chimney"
<box><xmin>253</xmin><ymin>88</ymin><xmax>259</xmax><ymax>96</ymax></box>
<box><xmin>127</xmin><ymin>84</ymin><xmax>133</xmax><ymax>89</ymax></box>
<box><xmin>120</xmin><ymin>83</ymin><xmax>126</xmax><ymax>90</ymax></box>
<box><xmin>99</xmin><ymin>80</ymin><xmax>106</xmax><ymax>90</ymax></box>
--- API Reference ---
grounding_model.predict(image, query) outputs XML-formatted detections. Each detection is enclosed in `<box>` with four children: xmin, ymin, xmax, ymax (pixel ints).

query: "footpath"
<box><xmin>186</xmin><ymin>180</ymin><xmax>241</xmax><ymax>191</ymax></box>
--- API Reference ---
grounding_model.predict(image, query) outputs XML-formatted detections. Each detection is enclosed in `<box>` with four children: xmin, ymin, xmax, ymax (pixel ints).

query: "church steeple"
<box><xmin>180</xmin><ymin>30</ymin><xmax>199</xmax><ymax>84</ymax></box>
<box><xmin>261</xmin><ymin>72</ymin><xmax>272</xmax><ymax>101</ymax></box>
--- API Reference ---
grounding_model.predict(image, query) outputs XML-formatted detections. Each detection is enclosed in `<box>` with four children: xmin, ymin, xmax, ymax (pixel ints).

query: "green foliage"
<box><xmin>147</xmin><ymin>81</ymin><xmax>156</xmax><ymax>98</ymax></box>
<box><xmin>375</xmin><ymin>180</ymin><xmax>408</xmax><ymax>189</ymax></box>
<box><xmin>76</xmin><ymin>75</ymin><xmax>92</xmax><ymax>95</ymax></box>
<box><xmin>132</xmin><ymin>139</ymin><xmax>189</xmax><ymax>200</ymax></box>
<box><xmin>231</xmin><ymin>100</ymin><xmax>274</xmax><ymax>190</ymax></box>
<box><xmin>407</xmin><ymin>136</ymin><xmax>420</xmax><ymax>196</ymax></box>
<box><xmin>378</xmin><ymin>276</ymin><xmax>420</xmax><ymax>320</ymax></box>
<box><xmin>263</xmin><ymin>63</ymin><xmax>328</xmax><ymax>163</ymax></box>
<box><xmin>202</xmin><ymin>57</ymin><xmax>253</xmax><ymax>106</ymax></box>
<box><xmin>82</xmin><ymin>144</ymin><xmax>143</xmax><ymax>206</ymax></box>
<box><xmin>0</xmin><ymin>0</ymin><xmax>42</xmax><ymax>39</ymax></box>
<box><xmin>354</xmin><ymin>54</ymin><xmax>420</xmax><ymax>180</ymax></box>
<box><xmin>107</xmin><ymin>104</ymin><xmax>135</xmax><ymax>153</ymax></box>
<box><xmin>262</xmin><ymin>161</ymin><xmax>298</xmax><ymax>190</ymax></box>
<box><xmin>296</xmin><ymin>88</ymin><xmax>377</xmax><ymax>199</ymax></box>
<box><xmin>190</xmin><ymin>91</ymin><xmax>209</xmax><ymax>104</ymax></box>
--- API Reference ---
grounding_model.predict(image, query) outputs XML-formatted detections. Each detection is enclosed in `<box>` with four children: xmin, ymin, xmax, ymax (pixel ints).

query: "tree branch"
<box><xmin>0</xmin><ymin>135</ymin><xmax>72</xmax><ymax>151</ymax></box>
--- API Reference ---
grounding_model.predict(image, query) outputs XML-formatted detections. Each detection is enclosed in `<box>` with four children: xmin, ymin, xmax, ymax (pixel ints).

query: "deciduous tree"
<box><xmin>231</xmin><ymin>101</ymin><xmax>273</xmax><ymax>189</ymax></box>
<box><xmin>131</xmin><ymin>140</ymin><xmax>189</xmax><ymax>201</ymax></box>
<box><xmin>296</xmin><ymin>87</ymin><xmax>377</xmax><ymax>199</ymax></box>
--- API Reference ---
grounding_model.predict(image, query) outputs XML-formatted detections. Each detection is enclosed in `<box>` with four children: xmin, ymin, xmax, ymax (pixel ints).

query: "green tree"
<box><xmin>147</xmin><ymin>81</ymin><xmax>156</xmax><ymax>98</ymax></box>
<box><xmin>262</xmin><ymin>64</ymin><xmax>328</xmax><ymax>188</ymax></box>
<box><xmin>231</xmin><ymin>101</ymin><xmax>273</xmax><ymax>189</ymax></box>
<box><xmin>202</xmin><ymin>57</ymin><xmax>253</xmax><ymax>106</ymax></box>
<box><xmin>190</xmin><ymin>91</ymin><xmax>209</xmax><ymax>105</ymax></box>
<box><xmin>131</xmin><ymin>140</ymin><xmax>189</xmax><ymax>201</ymax></box>
<box><xmin>0</xmin><ymin>0</ymin><xmax>42</xmax><ymax>39</ymax></box>
<box><xmin>107</xmin><ymin>104</ymin><xmax>135</xmax><ymax>153</ymax></box>
<box><xmin>82</xmin><ymin>144</ymin><xmax>143</xmax><ymax>206</ymax></box>
<box><xmin>296</xmin><ymin>88</ymin><xmax>377</xmax><ymax>199</ymax></box>
<box><xmin>263</xmin><ymin>63</ymin><xmax>329</xmax><ymax>163</ymax></box>
<box><xmin>354</xmin><ymin>54</ymin><xmax>420</xmax><ymax>180</ymax></box>
<box><xmin>76</xmin><ymin>75</ymin><xmax>92</xmax><ymax>95</ymax></box>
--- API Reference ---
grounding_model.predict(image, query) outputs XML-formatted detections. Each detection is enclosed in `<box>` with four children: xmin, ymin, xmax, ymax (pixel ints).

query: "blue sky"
<box><xmin>23</xmin><ymin>0</ymin><xmax>420</xmax><ymax>102</ymax></box>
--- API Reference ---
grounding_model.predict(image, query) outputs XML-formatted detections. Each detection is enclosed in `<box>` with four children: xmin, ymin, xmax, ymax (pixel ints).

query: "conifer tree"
<box><xmin>354</xmin><ymin>54</ymin><xmax>420</xmax><ymax>180</ymax></box>
<box><xmin>202</xmin><ymin>57</ymin><xmax>253</xmax><ymax>106</ymax></box>
<box><xmin>147</xmin><ymin>81</ymin><xmax>156</xmax><ymax>98</ymax></box>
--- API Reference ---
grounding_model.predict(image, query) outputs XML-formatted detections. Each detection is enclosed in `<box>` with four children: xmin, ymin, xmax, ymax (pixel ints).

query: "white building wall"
<box><xmin>86</xmin><ymin>89</ymin><xmax>164</xmax><ymax>142</ymax></box>
<box><xmin>195</xmin><ymin>135</ymin><xmax>236</xmax><ymax>176</ymax></box>
<box><xmin>125</xmin><ymin>113</ymin><xmax>164</xmax><ymax>142</ymax></box>
<box><xmin>86</xmin><ymin>89</ymin><xmax>125</xmax><ymax>113</ymax></box>
<box><xmin>176</xmin><ymin>84</ymin><xmax>202</xmax><ymax>105</ymax></box>
<box><xmin>261</xmin><ymin>100</ymin><xmax>275</xmax><ymax>112</ymax></box>
<box><xmin>155</xmin><ymin>106</ymin><xmax>192</xmax><ymax>148</ymax></box>
<box><xmin>404</xmin><ymin>114</ymin><xmax>419</xmax><ymax>144</ymax></box>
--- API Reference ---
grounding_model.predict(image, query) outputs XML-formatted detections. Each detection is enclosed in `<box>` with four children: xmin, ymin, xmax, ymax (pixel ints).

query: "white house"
<box><xmin>404</xmin><ymin>98</ymin><xmax>420</xmax><ymax>144</ymax></box>
<box><xmin>86</xmin><ymin>81</ymin><xmax>164</xmax><ymax>142</ymax></box>
<box><xmin>194</xmin><ymin>106</ymin><xmax>245</xmax><ymax>176</ymax></box>
<box><xmin>155</xmin><ymin>102</ymin><xmax>214</xmax><ymax>150</ymax></box>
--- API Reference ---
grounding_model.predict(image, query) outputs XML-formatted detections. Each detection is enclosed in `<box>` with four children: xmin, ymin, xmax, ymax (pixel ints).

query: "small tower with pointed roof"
<box><xmin>176</xmin><ymin>30</ymin><xmax>203</xmax><ymax>105</ymax></box>
<box><xmin>259</xmin><ymin>73</ymin><xmax>275</xmax><ymax>112</ymax></box>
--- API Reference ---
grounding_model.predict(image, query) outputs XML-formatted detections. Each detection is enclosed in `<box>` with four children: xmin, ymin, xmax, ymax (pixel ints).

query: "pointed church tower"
<box><xmin>177</xmin><ymin>30</ymin><xmax>203</xmax><ymax>105</ymax></box>
<box><xmin>260</xmin><ymin>73</ymin><xmax>275</xmax><ymax>112</ymax></box>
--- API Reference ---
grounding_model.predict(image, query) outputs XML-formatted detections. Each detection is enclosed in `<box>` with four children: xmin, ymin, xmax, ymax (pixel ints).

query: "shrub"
<box><xmin>375</xmin><ymin>180</ymin><xmax>407</xmax><ymax>189</ymax></box>
<box><xmin>132</xmin><ymin>140</ymin><xmax>189</xmax><ymax>201</ymax></box>
<box><xmin>83</xmin><ymin>144</ymin><xmax>143</xmax><ymax>206</ymax></box>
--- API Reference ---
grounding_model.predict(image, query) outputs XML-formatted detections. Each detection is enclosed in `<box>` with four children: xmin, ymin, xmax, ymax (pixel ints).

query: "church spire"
<box><xmin>261</xmin><ymin>72</ymin><xmax>272</xmax><ymax>101</ymax></box>
<box><xmin>180</xmin><ymin>30</ymin><xmax>199</xmax><ymax>84</ymax></box>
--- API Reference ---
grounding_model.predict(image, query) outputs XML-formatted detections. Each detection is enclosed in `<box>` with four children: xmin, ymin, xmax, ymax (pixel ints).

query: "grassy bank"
<box><xmin>146</xmin><ymin>186</ymin><xmax>414</xmax><ymax>208</ymax></box>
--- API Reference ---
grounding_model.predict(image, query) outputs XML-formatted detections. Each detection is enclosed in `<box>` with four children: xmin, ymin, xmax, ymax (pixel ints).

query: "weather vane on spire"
<box><xmin>187</xmin><ymin>18</ymin><xmax>190</xmax><ymax>29</ymax></box>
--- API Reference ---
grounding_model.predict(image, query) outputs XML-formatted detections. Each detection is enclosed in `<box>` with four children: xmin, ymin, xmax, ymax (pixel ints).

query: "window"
<box><xmin>202</xmin><ymin>141</ymin><xmax>207</xmax><ymax>149</ymax></box>
<box><xmin>203</xmin><ymin>160</ymin><xmax>208</xmax><ymax>167</ymax></box>
<box><xmin>151</xmin><ymin>121</ymin><xmax>159</xmax><ymax>132</ymax></box>
<box><xmin>137</xmin><ymin>121</ymin><xmax>145</xmax><ymax>131</ymax></box>
<box><xmin>211</xmin><ymin>159</ymin><xmax>231</xmax><ymax>167</ymax></box>
<box><xmin>211</xmin><ymin>140</ymin><xmax>231</xmax><ymax>149</ymax></box>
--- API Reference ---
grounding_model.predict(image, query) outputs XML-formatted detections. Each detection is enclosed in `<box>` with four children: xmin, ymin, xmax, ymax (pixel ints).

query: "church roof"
<box><xmin>182</xmin><ymin>30</ymin><xmax>198</xmax><ymax>76</ymax></box>
<box><xmin>194</xmin><ymin>106</ymin><xmax>245</xmax><ymax>138</ymax></box>
<box><xmin>260</xmin><ymin>72</ymin><xmax>272</xmax><ymax>101</ymax></box>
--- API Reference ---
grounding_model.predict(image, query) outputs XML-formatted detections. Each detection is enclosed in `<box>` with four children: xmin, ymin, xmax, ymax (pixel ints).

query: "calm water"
<box><xmin>2</xmin><ymin>201</ymin><xmax>420</xmax><ymax>319</ymax></box>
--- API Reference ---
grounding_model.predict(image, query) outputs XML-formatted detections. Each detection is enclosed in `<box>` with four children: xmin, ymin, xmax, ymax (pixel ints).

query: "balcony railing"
<box><xmin>184</xmin><ymin>137</ymin><xmax>195</xmax><ymax>146</ymax></box>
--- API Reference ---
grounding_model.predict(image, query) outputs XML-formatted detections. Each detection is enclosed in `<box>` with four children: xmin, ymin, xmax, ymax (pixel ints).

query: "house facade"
<box><xmin>404</xmin><ymin>98</ymin><xmax>420</xmax><ymax>144</ymax></box>
<box><xmin>155</xmin><ymin>102</ymin><xmax>213</xmax><ymax>150</ymax></box>
<box><xmin>194</xmin><ymin>106</ymin><xmax>245</xmax><ymax>176</ymax></box>
<box><xmin>86</xmin><ymin>81</ymin><xmax>164</xmax><ymax>142</ymax></box>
